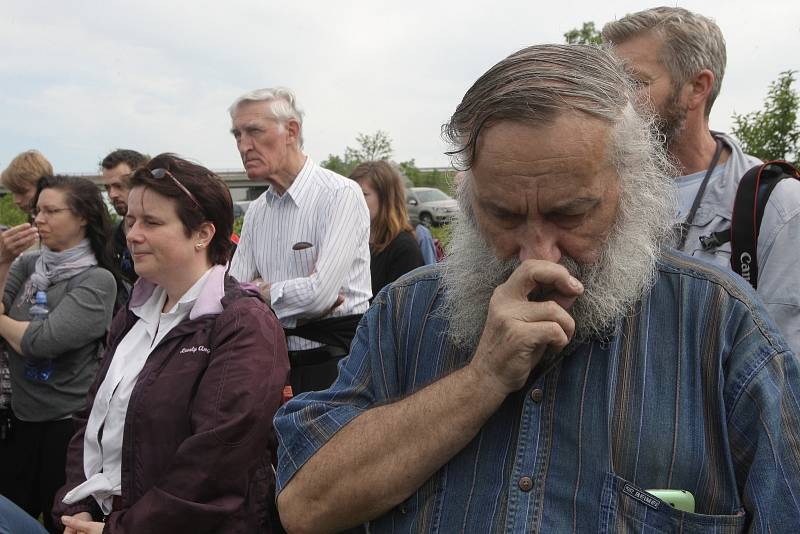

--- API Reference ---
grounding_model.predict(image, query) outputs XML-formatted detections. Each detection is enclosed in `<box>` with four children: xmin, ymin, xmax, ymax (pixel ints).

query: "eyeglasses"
<box><xmin>146</xmin><ymin>168</ymin><xmax>203</xmax><ymax>210</ymax></box>
<box><xmin>33</xmin><ymin>207</ymin><xmax>71</xmax><ymax>218</ymax></box>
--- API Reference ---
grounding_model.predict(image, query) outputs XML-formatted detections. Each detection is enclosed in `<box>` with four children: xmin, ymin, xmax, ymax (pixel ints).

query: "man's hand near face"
<box><xmin>470</xmin><ymin>260</ymin><xmax>583</xmax><ymax>395</ymax></box>
<box><xmin>0</xmin><ymin>224</ymin><xmax>38</xmax><ymax>309</ymax></box>
<box><xmin>0</xmin><ymin>223</ymin><xmax>38</xmax><ymax>266</ymax></box>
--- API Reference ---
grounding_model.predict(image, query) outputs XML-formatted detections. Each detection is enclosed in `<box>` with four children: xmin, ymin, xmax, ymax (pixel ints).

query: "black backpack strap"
<box><xmin>730</xmin><ymin>161</ymin><xmax>800</xmax><ymax>289</ymax></box>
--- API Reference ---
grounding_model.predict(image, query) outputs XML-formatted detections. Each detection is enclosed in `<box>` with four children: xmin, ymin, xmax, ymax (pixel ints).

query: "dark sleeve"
<box><xmin>104</xmin><ymin>299</ymin><xmax>290</xmax><ymax>533</ymax></box>
<box><xmin>384</xmin><ymin>232</ymin><xmax>424</xmax><ymax>289</ymax></box>
<box><xmin>21</xmin><ymin>268</ymin><xmax>116</xmax><ymax>359</ymax></box>
<box><xmin>2</xmin><ymin>255</ymin><xmax>33</xmax><ymax>311</ymax></box>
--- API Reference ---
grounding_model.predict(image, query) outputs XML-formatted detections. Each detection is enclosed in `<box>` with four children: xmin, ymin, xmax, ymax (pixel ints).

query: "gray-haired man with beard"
<box><xmin>603</xmin><ymin>7</ymin><xmax>800</xmax><ymax>354</ymax></box>
<box><xmin>274</xmin><ymin>45</ymin><xmax>800</xmax><ymax>533</ymax></box>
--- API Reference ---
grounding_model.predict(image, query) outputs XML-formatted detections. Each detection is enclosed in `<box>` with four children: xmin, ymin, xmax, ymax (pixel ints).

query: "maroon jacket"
<box><xmin>53</xmin><ymin>270</ymin><xmax>289</xmax><ymax>533</ymax></box>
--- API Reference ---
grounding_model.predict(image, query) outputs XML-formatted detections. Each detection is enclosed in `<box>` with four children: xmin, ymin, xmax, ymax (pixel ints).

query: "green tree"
<box><xmin>731</xmin><ymin>70</ymin><xmax>799</xmax><ymax>166</ymax></box>
<box><xmin>321</xmin><ymin>130</ymin><xmax>394</xmax><ymax>176</ymax></box>
<box><xmin>319</xmin><ymin>154</ymin><xmax>352</xmax><ymax>176</ymax></box>
<box><xmin>346</xmin><ymin>130</ymin><xmax>393</xmax><ymax>162</ymax></box>
<box><xmin>0</xmin><ymin>194</ymin><xmax>28</xmax><ymax>227</ymax></box>
<box><xmin>398</xmin><ymin>159</ymin><xmax>422</xmax><ymax>183</ymax></box>
<box><xmin>564</xmin><ymin>21</ymin><xmax>602</xmax><ymax>45</ymax></box>
<box><xmin>320</xmin><ymin>131</ymin><xmax>456</xmax><ymax>191</ymax></box>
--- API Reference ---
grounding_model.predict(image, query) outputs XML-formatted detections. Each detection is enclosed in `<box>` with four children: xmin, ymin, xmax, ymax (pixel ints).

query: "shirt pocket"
<box><xmin>290</xmin><ymin>245</ymin><xmax>317</xmax><ymax>278</ymax></box>
<box><xmin>598</xmin><ymin>472</ymin><xmax>746</xmax><ymax>534</ymax></box>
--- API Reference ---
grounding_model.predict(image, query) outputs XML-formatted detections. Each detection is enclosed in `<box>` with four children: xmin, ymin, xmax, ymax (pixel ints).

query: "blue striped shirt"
<box><xmin>230</xmin><ymin>157</ymin><xmax>371</xmax><ymax>350</ymax></box>
<box><xmin>275</xmin><ymin>249</ymin><xmax>800</xmax><ymax>532</ymax></box>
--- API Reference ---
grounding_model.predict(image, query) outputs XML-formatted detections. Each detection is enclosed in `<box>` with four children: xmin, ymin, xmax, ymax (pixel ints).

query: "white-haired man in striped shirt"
<box><xmin>229</xmin><ymin>87</ymin><xmax>371</xmax><ymax>394</ymax></box>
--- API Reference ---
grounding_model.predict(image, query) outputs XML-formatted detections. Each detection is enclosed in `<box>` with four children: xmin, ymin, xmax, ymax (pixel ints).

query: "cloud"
<box><xmin>1</xmin><ymin>0</ymin><xmax>799</xmax><ymax>173</ymax></box>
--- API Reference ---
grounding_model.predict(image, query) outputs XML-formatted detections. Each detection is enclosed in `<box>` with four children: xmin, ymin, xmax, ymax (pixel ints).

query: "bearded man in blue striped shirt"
<box><xmin>274</xmin><ymin>44</ymin><xmax>800</xmax><ymax>533</ymax></box>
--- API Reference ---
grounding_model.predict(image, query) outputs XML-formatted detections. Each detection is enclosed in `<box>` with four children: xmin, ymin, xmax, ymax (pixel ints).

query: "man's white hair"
<box><xmin>440</xmin><ymin>44</ymin><xmax>677</xmax><ymax>348</ymax></box>
<box><xmin>229</xmin><ymin>87</ymin><xmax>305</xmax><ymax>148</ymax></box>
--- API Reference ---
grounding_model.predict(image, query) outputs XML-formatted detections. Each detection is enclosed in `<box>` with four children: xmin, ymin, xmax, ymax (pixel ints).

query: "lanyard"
<box><xmin>676</xmin><ymin>136</ymin><xmax>725</xmax><ymax>249</ymax></box>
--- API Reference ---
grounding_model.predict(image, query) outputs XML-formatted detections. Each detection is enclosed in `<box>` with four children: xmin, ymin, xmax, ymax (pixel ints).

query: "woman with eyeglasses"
<box><xmin>53</xmin><ymin>154</ymin><xmax>289</xmax><ymax>534</ymax></box>
<box><xmin>0</xmin><ymin>175</ymin><xmax>120</xmax><ymax>533</ymax></box>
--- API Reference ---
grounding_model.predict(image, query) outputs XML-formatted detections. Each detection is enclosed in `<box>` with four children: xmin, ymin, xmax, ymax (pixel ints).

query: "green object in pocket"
<box><xmin>646</xmin><ymin>489</ymin><xmax>696</xmax><ymax>513</ymax></box>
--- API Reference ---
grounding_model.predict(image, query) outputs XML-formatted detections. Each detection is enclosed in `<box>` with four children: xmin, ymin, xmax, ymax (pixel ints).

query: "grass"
<box><xmin>430</xmin><ymin>223</ymin><xmax>452</xmax><ymax>249</ymax></box>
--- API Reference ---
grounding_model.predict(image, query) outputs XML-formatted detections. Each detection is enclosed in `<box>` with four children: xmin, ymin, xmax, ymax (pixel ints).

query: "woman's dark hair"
<box><xmin>349</xmin><ymin>161</ymin><xmax>413</xmax><ymax>254</ymax></box>
<box><xmin>33</xmin><ymin>175</ymin><xmax>120</xmax><ymax>279</ymax></box>
<box><xmin>129</xmin><ymin>153</ymin><xmax>233</xmax><ymax>265</ymax></box>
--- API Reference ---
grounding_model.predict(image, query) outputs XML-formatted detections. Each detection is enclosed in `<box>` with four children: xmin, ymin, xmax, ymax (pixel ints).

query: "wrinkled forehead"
<box><xmin>472</xmin><ymin>115</ymin><xmax>615</xmax><ymax>177</ymax></box>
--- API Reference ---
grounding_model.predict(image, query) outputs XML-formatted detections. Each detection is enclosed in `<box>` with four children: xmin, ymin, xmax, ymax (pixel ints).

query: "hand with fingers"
<box><xmin>0</xmin><ymin>223</ymin><xmax>38</xmax><ymax>266</ymax></box>
<box><xmin>252</xmin><ymin>277</ymin><xmax>271</xmax><ymax>302</ymax></box>
<box><xmin>329</xmin><ymin>293</ymin><xmax>345</xmax><ymax>313</ymax></box>
<box><xmin>470</xmin><ymin>260</ymin><xmax>584</xmax><ymax>395</ymax></box>
<box><xmin>61</xmin><ymin>512</ymin><xmax>103</xmax><ymax>534</ymax></box>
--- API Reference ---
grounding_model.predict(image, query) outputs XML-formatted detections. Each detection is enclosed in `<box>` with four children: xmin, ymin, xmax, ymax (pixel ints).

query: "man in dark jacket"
<box><xmin>100</xmin><ymin>149</ymin><xmax>148</xmax><ymax>284</ymax></box>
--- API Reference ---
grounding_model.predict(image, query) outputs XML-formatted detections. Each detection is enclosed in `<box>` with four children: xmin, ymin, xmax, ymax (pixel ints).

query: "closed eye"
<box><xmin>487</xmin><ymin>206</ymin><xmax>526</xmax><ymax>228</ymax></box>
<box><xmin>544</xmin><ymin>198</ymin><xmax>599</xmax><ymax>227</ymax></box>
<box><xmin>548</xmin><ymin>212</ymin><xmax>587</xmax><ymax>229</ymax></box>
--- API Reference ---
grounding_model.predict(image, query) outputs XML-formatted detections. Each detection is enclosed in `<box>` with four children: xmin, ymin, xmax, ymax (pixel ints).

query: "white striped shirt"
<box><xmin>230</xmin><ymin>157</ymin><xmax>371</xmax><ymax>351</ymax></box>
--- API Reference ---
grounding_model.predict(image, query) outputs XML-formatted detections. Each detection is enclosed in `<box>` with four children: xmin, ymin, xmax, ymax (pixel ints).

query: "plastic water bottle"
<box><xmin>23</xmin><ymin>291</ymin><xmax>53</xmax><ymax>382</ymax></box>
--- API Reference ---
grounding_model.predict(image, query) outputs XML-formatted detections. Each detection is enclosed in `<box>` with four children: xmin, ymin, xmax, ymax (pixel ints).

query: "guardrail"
<box><xmin>0</xmin><ymin>170</ymin><xmax>263</xmax><ymax>200</ymax></box>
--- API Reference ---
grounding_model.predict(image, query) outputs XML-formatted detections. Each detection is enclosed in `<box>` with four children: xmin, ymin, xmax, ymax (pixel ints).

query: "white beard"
<box><xmin>440</xmin><ymin>165</ymin><xmax>675</xmax><ymax>350</ymax></box>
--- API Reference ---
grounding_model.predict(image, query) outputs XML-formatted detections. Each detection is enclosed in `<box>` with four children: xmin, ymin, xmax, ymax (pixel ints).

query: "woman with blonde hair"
<box><xmin>349</xmin><ymin>161</ymin><xmax>423</xmax><ymax>297</ymax></box>
<box><xmin>1</xmin><ymin>150</ymin><xmax>53</xmax><ymax>214</ymax></box>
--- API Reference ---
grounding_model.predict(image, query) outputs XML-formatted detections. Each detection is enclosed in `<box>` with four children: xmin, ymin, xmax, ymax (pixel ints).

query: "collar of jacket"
<box><xmin>107</xmin><ymin>271</ymin><xmax>264</xmax><ymax>362</ymax></box>
<box><xmin>128</xmin><ymin>264</ymin><xmax>227</xmax><ymax>320</ymax></box>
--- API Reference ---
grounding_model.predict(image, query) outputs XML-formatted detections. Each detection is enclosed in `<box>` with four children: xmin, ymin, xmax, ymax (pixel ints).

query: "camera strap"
<box><xmin>676</xmin><ymin>135</ymin><xmax>724</xmax><ymax>249</ymax></box>
<box><xmin>729</xmin><ymin>161</ymin><xmax>799</xmax><ymax>289</ymax></box>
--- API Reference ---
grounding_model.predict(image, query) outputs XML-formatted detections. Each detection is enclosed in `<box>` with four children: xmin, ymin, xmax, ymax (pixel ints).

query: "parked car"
<box><xmin>406</xmin><ymin>187</ymin><xmax>459</xmax><ymax>226</ymax></box>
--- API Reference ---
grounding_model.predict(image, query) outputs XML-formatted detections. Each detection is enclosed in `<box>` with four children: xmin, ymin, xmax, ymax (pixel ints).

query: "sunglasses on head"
<box><xmin>142</xmin><ymin>168</ymin><xmax>202</xmax><ymax>210</ymax></box>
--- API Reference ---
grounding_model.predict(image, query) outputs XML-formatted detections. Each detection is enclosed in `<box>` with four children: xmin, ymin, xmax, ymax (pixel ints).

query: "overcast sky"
<box><xmin>2</xmin><ymin>1</ymin><xmax>798</xmax><ymax>174</ymax></box>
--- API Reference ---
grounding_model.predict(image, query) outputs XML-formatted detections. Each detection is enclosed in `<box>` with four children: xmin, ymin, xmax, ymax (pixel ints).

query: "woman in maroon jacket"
<box><xmin>53</xmin><ymin>154</ymin><xmax>289</xmax><ymax>533</ymax></box>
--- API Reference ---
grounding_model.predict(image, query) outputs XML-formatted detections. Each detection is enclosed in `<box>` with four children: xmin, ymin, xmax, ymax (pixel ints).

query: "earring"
<box><xmin>195</xmin><ymin>243</ymin><xmax>204</xmax><ymax>249</ymax></box>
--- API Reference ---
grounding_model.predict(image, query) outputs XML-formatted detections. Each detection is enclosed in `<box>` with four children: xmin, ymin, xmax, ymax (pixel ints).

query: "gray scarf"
<box><xmin>23</xmin><ymin>239</ymin><xmax>98</xmax><ymax>301</ymax></box>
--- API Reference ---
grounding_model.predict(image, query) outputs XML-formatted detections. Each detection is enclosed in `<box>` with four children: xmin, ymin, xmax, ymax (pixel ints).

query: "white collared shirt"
<box><xmin>230</xmin><ymin>157</ymin><xmax>371</xmax><ymax>350</ymax></box>
<box><xmin>62</xmin><ymin>268</ymin><xmax>213</xmax><ymax>514</ymax></box>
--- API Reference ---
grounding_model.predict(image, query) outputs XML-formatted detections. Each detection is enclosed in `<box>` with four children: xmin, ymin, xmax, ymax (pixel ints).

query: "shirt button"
<box><xmin>518</xmin><ymin>476</ymin><xmax>533</xmax><ymax>492</ymax></box>
<box><xmin>530</xmin><ymin>388</ymin><xmax>543</xmax><ymax>403</ymax></box>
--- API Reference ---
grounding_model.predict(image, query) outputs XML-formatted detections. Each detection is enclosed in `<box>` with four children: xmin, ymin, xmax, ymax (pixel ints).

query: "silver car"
<box><xmin>406</xmin><ymin>187</ymin><xmax>459</xmax><ymax>227</ymax></box>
